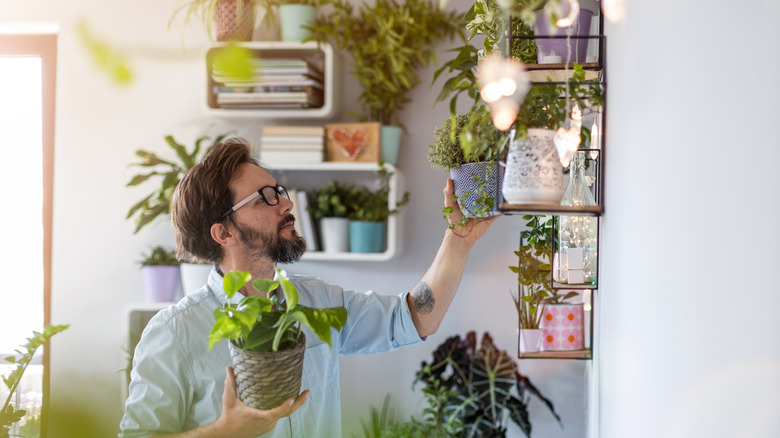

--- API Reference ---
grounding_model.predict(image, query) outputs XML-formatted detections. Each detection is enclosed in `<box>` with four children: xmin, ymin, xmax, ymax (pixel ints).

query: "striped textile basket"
<box><xmin>215</xmin><ymin>0</ymin><xmax>256</xmax><ymax>41</ymax></box>
<box><xmin>228</xmin><ymin>333</ymin><xmax>306</xmax><ymax>410</ymax></box>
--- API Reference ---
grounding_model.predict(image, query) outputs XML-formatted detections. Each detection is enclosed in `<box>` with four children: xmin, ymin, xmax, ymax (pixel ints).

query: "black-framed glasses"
<box><xmin>220</xmin><ymin>184</ymin><xmax>290</xmax><ymax>219</ymax></box>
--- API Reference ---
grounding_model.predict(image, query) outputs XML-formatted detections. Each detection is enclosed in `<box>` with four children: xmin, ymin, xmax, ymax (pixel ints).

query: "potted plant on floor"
<box><xmin>306</xmin><ymin>180</ymin><xmax>355</xmax><ymax>253</ymax></box>
<box><xmin>209</xmin><ymin>269</ymin><xmax>347</xmax><ymax>409</ymax></box>
<box><xmin>413</xmin><ymin>331</ymin><xmax>562</xmax><ymax>437</ymax></box>
<box><xmin>138</xmin><ymin>246</ymin><xmax>181</xmax><ymax>303</ymax></box>
<box><xmin>427</xmin><ymin>105</ymin><xmax>508</xmax><ymax>222</ymax></box>
<box><xmin>126</xmin><ymin>132</ymin><xmax>228</xmax><ymax>294</ymax></box>
<box><xmin>306</xmin><ymin>0</ymin><xmax>462</xmax><ymax>165</ymax></box>
<box><xmin>347</xmin><ymin>167</ymin><xmax>409</xmax><ymax>253</ymax></box>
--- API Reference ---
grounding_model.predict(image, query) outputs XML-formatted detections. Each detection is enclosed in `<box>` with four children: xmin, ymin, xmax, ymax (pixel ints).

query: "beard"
<box><xmin>234</xmin><ymin>214</ymin><xmax>307</xmax><ymax>264</ymax></box>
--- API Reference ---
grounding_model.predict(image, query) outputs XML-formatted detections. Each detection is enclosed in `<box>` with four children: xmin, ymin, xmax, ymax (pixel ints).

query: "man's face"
<box><xmin>228</xmin><ymin>163</ymin><xmax>306</xmax><ymax>263</ymax></box>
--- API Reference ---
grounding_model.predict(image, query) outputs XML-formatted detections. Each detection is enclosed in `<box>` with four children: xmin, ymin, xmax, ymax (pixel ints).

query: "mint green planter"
<box><xmin>380</xmin><ymin>125</ymin><xmax>402</xmax><ymax>165</ymax></box>
<box><xmin>279</xmin><ymin>4</ymin><xmax>316</xmax><ymax>42</ymax></box>
<box><xmin>349</xmin><ymin>221</ymin><xmax>385</xmax><ymax>253</ymax></box>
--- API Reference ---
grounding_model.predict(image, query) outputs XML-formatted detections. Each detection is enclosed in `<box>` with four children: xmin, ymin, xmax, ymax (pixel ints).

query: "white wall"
<box><xmin>600</xmin><ymin>1</ymin><xmax>780</xmax><ymax>437</ymax></box>
<box><xmin>4</xmin><ymin>0</ymin><xmax>586</xmax><ymax>437</ymax></box>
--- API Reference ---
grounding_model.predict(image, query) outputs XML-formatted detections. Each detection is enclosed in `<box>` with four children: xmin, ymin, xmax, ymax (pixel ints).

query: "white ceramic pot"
<box><xmin>519</xmin><ymin>328</ymin><xmax>544</xmax><ymax>353</ymax></box>
<box><xmin>180</xmin><ymin>263</ymin><xmax>213</xmax><ymax>296</ymax></box>
<box><xmin>502</xmin><ymin>128</ymin><xmax>565</xmax><ymax>205</ymax></box>
<box><xmin>319</xmin><ymin>217</ymin><xmax>350</xmax><ymax>253</ymax></box>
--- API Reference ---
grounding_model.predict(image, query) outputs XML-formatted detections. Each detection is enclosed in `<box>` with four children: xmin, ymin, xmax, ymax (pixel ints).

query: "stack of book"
<box><xmin>259</xmin><ymin>125</ymin><xmax>325</xmax><ymax>164</ymax></box>
<box><xmin>211</xmin><ymin>57</ymin><xmax>324</xmax><ymax>109</ymax></box>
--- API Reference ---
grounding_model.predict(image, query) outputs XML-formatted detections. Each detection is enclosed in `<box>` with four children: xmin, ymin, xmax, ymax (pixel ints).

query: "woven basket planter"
<box><xmin>228</xmin><ymin>333</ymin><xmax>306</xmax><ymax>410</ymax></box>
<box><xmin>215</xmin><ymin>0</ymin><xmax>256</xmax><ymax>41</ymax></box>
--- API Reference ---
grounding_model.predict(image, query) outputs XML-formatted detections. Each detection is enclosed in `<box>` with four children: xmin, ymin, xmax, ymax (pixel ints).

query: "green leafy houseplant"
<box><xmin>433</xmin><ymin>0</ymin><xmax>538</xmax><ymax>116</ymax></box>
<box><xmin>428</xmin><ymin>106</ymin><xmax>508</xmax><ymax>224</ymax></box>
<box><xmin>348</xmin><ymin>168</ymin><xmax>410</xmax><ymax>223</ymax></box>
<box><xmin>380</xmin><ymin>381</ymin><xmax>464</xmax><ymax>438</ymax></box>
<box><xmin>510</xmin><ymin>215</ymin><xmax>577</xmax><ymax>330</ymax></box>
<box><xmin>126</xmin><ymin>133</ymin><xmax>227</xmax><ymax>234</ymax></box>
<box><xmin>414</xmin><ymin>331</ymin><xmax>562</xmax><ymax>438</ymax></box>
<box><xmin>307</xmin><ymin>180</ymin><xmax>356</xmax><ymax>220</ymax></box>
<box><xmin>208</xmin><ymin>269</ymin><xmax>347</xmax><ymax>353</ymax></box>
<box><xmin>2</xmin><ymin>325</ymin><xmax>69</xmax><ymax>438</ymax></box>
<box><xmin>306</xmin><ymin>0</ymin><xmax>461</xmax><ymax>128</ymax></box>
<box><xmin>138</xmin><ymin>246</ymin><xmax>180</xmax><ymax>267</ymax></box>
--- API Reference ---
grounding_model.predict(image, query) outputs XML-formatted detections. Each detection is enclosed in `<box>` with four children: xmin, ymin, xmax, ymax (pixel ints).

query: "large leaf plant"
<box><xmin>126</xmin><ymin>133</ymin><xmax>227</xmax><ymax>234</ymax></box>
<box><xmin>208</xmin><ymin>269</ymin><xmax>347</xmax><ymax>353</ymax></box>
<box><xmin>2</xmin><ymin>325</ymin><xmax>69</xmax><ymax>438</ymax></box>
<box><xmin>416</xmin><ymin>331</ymin><xmax>562</xmax><ymax>438</ymax></box>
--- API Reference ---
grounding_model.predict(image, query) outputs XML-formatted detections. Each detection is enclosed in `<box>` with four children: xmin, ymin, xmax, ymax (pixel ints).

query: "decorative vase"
<box><xmin>141</xmin><ymin>266</ymin><xmax>180</xmax><ymax>303</ymax></box>
<box><xmin>380</xmin><ymin>125</ymin><xmax>402</xmax><ymax>165</ymax></box>
<box><xmin>540</xmin><ymin>303</ymin><xmax>585</xmax><ymax>351</ymax></box>
<box><xmin>180</xmin><ymin>263</ymin><xmax>213</xmax><ymax>296</ymax></box>
<box><xmin>319</xmin><ymin>217</ymin><xmax>350</xmax><ymax>252</ymax></box>
<box><xmin>215</xmin><ymin>0</ymin><xmax>256</xmax><ymax>42</ymax></box>
<box><xmin>450</xmin><ymin>161</ymin><xmax>504</xmax><ymax>218</ymax></box>
<box><xmin>519</xmin><ymin>328</ymin><xmax>544</xmax><ymax>353</ymax></box>
<box><xmin>557</xmin><ymin>151</ymin><xmax>598</xmax><ymax>285</ymax></box>
<box><xmin>533</xmin><ymin>7</ymin><xmax>593</xmax><ymax>64</ymax></box>
<box><xmin>349</xmin><ymin>221</ymin><xmax>385</xmax><ymax>253</ymax></box>
<box><xmin>279</xmin><ymin>4</ymin><xmax>316</xmax><ymax>42</ymax></box>
<box><xmin>228</xmin><ymin>333</ymin><xmax>306</xmax><ymax>410</ymax></box>
<box><xmin>502</xmin><ymin>128</ymin><xmax>565</xmax><ymax>205</ymax></box>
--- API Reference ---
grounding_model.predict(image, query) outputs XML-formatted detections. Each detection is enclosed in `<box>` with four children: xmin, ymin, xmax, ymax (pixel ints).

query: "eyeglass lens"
<box><xmin>260</xmin><ymin>185</ymin><xmax>289</xmax><ymax>206</ymax></box>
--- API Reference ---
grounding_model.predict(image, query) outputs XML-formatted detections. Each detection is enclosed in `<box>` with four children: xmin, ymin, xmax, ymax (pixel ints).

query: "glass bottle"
<box><xmin>558</xmin><ymin>151</ymin><xmax>597</xmax><ymax>284</ymax></box>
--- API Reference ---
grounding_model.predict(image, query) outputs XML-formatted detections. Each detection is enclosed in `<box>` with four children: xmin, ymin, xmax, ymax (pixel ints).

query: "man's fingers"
<box><xmin>443</xmin><ymin>179</ymin><xmax>456</xmax><ymax>206</ymax></box>
<box><xmin>267</xmin><ymin>390</ymin><xmax>309</xmax><ymax>418</ymax></box>
<box><xmin>224</xmin><ymin>367</ymin><xmax>236</xmax><ymax>391</ymax></box>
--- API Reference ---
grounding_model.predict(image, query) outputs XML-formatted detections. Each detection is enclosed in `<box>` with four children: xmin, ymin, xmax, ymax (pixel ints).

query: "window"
<box><xmin>0</xmin><ymin>32</ymin><xmax>56</xmax><ymax>438</ymax></box>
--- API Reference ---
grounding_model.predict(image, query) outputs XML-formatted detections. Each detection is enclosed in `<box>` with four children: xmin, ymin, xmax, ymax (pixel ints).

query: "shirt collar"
<box><xmin>208</xmin><ymin>267</ymin><xmax>285</xmax><ymax>306</ymax></box>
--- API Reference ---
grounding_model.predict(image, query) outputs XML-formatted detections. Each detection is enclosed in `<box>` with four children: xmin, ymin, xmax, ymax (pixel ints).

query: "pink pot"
<box><xmin>540</xmin><ymin>303</ymin><xmax>584</xmax><ymax>351</ymax></box>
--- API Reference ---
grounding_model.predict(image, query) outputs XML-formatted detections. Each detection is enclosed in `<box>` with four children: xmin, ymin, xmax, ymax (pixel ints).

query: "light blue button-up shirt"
<box><xmin>119</xmin><ymin>268</ymin><xmax>423</xmax><ymax>438</ymax></box>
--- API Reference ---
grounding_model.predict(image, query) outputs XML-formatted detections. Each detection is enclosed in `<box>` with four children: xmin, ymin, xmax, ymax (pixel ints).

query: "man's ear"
<box><xmin>210</xmin><ymin>222</ymin><xmax>235</xmax><ymax>247</ymax></box>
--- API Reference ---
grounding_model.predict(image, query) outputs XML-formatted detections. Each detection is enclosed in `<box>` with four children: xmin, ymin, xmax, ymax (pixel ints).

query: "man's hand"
<box><xmin>443</xmin><ymin>178</ymin><xmax>499</xmax><ymax>245</ymax></box>
<box><xmin>214</xmin><ymin>367</ymin><xmax>309</xmax><ymax>438</ymax></box>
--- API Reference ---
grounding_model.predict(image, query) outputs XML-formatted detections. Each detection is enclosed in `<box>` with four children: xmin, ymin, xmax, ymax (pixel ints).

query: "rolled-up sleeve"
<box><xmin>119</xmin><ymin>315</ymin><xmax>193</xmax><ymax>437</ymax></box>
<box><xmin>313</xmin><ymin>280</ymin><xmax>423</xmax><ymax>355</ymax></box>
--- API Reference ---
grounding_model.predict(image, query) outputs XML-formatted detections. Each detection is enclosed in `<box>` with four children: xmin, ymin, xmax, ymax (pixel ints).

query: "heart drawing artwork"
<box><xmin>328</xmin><ymin>127</ymin><xmax>369</xmax><ymax>160</ymax></box>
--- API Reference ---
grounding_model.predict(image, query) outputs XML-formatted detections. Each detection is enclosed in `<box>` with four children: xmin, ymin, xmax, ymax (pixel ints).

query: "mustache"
<box><xmin>278</xmin><ymin>214</ymin><xmax>295</xmax><ymax>231</ymax></box>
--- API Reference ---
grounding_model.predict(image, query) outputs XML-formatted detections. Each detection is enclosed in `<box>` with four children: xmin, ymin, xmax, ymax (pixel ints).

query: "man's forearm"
<box><xmin>408</xmin><ymin>229</ymin><xmax>474</xmax><ymax>337</ymax></box>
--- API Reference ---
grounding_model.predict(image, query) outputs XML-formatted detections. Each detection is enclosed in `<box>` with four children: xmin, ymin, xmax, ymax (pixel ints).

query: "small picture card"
<box><xmin>325</xmin><ymin>122</ymin><xmax>380</xmax><ymax>162</ymax></box>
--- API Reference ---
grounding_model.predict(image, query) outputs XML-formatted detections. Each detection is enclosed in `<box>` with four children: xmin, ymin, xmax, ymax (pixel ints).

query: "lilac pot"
<box><xmin>142</xmin><ymin>266</ymin><xmax>180</xmax><ymax>303</ymax></box>
<box><xmin>533</xmin><ymin>9</ymin><xmax>593</xmax><ymax>64</ymax></box>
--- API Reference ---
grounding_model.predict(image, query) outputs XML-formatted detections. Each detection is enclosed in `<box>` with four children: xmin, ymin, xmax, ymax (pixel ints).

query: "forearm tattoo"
<box><xmin>412</xmin><ymin>282</ymin><xmax>435</xmax><ymax>314</ymax></box>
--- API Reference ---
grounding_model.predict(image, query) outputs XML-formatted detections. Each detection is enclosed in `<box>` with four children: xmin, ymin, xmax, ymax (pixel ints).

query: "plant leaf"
<box><xmin>223</xmin><ymin>270</ymin><xmax>251</xmax><ymax>299</ymax></box>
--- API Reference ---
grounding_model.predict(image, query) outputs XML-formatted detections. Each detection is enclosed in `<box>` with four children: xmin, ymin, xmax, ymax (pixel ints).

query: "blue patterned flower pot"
<box><xmin>449</xmin><ymin>161</ymin><xmax>504</xmax><ymax>218</ymax></box>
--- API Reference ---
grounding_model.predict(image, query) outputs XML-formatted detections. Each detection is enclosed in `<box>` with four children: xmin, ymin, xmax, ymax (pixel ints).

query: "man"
<box><xmin>119</xmin><ymin>137</ymin><xmax>496</xmax><ymax>437</ymax></box>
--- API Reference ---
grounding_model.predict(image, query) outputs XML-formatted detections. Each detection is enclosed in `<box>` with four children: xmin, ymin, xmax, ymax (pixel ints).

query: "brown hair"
<box><xmin>171</xmin><ymin>137</ymin><xmax>260</xmax><ymax>264</ymax></box>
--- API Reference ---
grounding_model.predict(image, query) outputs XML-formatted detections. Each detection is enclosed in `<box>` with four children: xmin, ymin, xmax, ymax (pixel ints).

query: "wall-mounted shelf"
<box><xmin>271</xmin><ymin>162</ymin><xmax>401</xmax><ymax>261</ymax></box>
<box><xmin>519</xmin><ymin>349</ymin><xmax>592</xmax><ymax>360</ymax></box>
<box><xmin>205</xmin><ymin>41</ymin><xmax>338</xmax><ymax>119</ymax></box>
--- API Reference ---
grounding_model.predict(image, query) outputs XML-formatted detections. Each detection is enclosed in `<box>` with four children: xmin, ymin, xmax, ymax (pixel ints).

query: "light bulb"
<box><xmin>476</xmin><ymin>55</ymin><xmax>529</xmax><ymax>131</ymax></box>
<box><xmin>554</xmin><ymin>126</ymin><xmax>581</xmax><ymax>167</ymax></box>
<box><xmin>498</xmin><ymin>77</ymin><xmax>517</xmax><ymax>96</ymax></box>
<box><xmin>590</xmin><ymin>122</ymin><xmax>600</xmax><ymax>160</ymax></box>
<box><xmin>602</xmin><ymin>0</ymin><xmax>626</xmax><ymax>23</ymax></box>
<box><xmin>556</xmin><ymin>0</ymin><xmax>580</xmax><ymax>28</ymax></box>
<box><xmin>481</xmin><ymin>82</ymin><xmax>502</xmax><ymax>103</ymax></box>
<box><xmin>492</xmin><ymin>106</ymin><xmax>520</xmax><ymax>131</ymax></box>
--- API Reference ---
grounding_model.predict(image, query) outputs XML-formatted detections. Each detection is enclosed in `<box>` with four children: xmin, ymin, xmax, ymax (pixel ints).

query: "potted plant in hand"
<box><xmin>138</xmin><ymin>246</ymin><xmax>181</xmax><ymax>303</ymax></box>
<box><xmin>428</xmin><ymin>105</ymin><xmax>508</xmax><ymax>221</ymax></box>
<box><xmin>126</xmin><ymin>132</ymin><xmax>228</xmax><ymax>294</ymax></box>
<box><xmin>209</xmin><ymin>269</ymin><xmax>347</xmax><ymax>409</ymax></box>
<box><xmin>307</xmin><ymin>181</ymin><xmax>355</xmax><ymax>253</ymax></box>
<box><xmin>306</xmin><ymin>0</ymin><xmax>462</xmax><ymax>165</ymax></box>
<box><xmin>347</xmin><ymin>167</ymin><xmax>409</xmax><ymax>253</ymax></box>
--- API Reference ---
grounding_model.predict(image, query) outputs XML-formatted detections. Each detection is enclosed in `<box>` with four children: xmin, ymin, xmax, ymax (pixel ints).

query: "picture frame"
<box><xmin>325</xmin><ymin>122</ymin><xmax>381</xmax><ymax>163</ymax></box>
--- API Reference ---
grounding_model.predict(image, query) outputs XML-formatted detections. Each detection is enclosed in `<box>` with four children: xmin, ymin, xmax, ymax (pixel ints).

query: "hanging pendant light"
<box><xmin>477</xmin><ymin>55</ymin><xmax>530</xmax><ymax>131</ymax></box>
